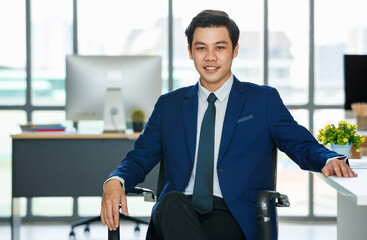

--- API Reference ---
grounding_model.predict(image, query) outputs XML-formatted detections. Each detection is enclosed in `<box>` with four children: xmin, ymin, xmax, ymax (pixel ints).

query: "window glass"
<box><xmin>32</xmin><ymin>197</ymin><xmax>73</xmax><ymax>216</ymax></box>
<box><xmin>77</xmin><ymin>0</ymin><xmax>168</xmax><ymax>92</ymax></box>
<box><xmin>31</xmin><ymin>0</ymin><xmax>73</xmax><ymax>106</ymax></box>
<box><xmin>173</xmin><ymin>0</ymin><xmax>263</xmax><ymax>89</ymax></box>
<box><xmin>0</xmin><ymin>0</ymin><xmax>26</xmax><ymax>105</ymax></box>
<box><xmin>0</xmin><ymin>111</ymin><xmax>26</xmax><ymax>217</ymax></box>
<box><xmin>77</xmin><ymin>196</ymin><xmax>155</xmax><ymax>217</ymax></box>
<box><xmin>269</xmin><ymin>0</ymin><xmax>309</xmax><ymax>105</ymax></box>
<box><xmin>313</xmin><ymin>109</ymin><xmax>354</xmax><ymax>136</ymax></box>
<box><xmin>78</xmin><ymin>197</ymin><xmax>101</xmax><ymax>216</ymax></box>
<box><xmin>32</xmin><ymin>110</ymin><xmax>73</xmax><ymax>128</ymax></box>
<box><xmin>315</xmin><ymin>0</ymin><xmax>367</xmax><ymax>105</ymax></box>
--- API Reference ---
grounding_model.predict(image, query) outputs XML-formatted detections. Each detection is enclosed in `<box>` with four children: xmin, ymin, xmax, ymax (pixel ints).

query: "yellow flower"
<box><xmin>318</xmin><ymin>121</ymin><xmax>362</xmax><ymax>151</ymax></box>
<box><xmin>356</xmin><ymin>148</ymin><xmax>360</xmax><ymax>152</ymax></box>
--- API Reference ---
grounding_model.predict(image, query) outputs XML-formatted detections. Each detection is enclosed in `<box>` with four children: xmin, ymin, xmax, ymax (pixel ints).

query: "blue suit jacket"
<box><xmin>109</xmin><ymin>76</ymin><xmax>339</xmax><ymax>239</ymax></box>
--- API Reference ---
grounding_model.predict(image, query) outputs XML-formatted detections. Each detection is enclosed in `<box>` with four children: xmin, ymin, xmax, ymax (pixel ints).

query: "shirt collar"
<box><xmin>198</xmin><ymin>74</ymin><xmax>233</xmax><ymax>103</ymax></box>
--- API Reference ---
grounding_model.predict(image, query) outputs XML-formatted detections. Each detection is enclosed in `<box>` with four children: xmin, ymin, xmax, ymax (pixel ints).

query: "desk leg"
<box><xmin>337</xmin><ymin>193</ymin><xmax>367</xmax><ymax>240</ymax></box>
<box><xmin>11</xmin><ymin>197</ymin><xmax>21</xmax><ymax>240</ymax></box>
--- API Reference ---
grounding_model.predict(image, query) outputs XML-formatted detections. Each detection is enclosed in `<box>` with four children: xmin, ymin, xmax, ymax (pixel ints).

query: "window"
<box><xmin>0</xmin><ymin>111</ymin><xmax>26</xmax><ymax>216</ymax></box>
<box><xmin>2</xmin><ymin>0</ymin><xmax>365</xmax><ymax>223</ymax></box>
<box><xmin>0</xmin><ymin>0</ymin><xmax>26</xmax><ymax>105</ymax></box>
<box><xmin>77</xmin><ymin>0</ymin><xmax>168</xmax><ymax>92</ymax></box>
<box><xmin>31</xmin><ymin>0</ymin><xmax>73</xmax><ymax>106</ymax></box>
<box><xmin>269</xmin><ymin>0</ymin><xmax>309</xmax><ymax>105</ymax></box>
<box><xmin>315</xmin><ymin>0</ymin><xmax>367</xmax><ymax>105</ymax></box>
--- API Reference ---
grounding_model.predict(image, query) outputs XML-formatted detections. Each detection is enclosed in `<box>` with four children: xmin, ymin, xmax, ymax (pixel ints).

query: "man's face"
<box><xmin>188</xmin><ymin>26</ymin><xmax>239</xmax><ymax>92</ymax></box>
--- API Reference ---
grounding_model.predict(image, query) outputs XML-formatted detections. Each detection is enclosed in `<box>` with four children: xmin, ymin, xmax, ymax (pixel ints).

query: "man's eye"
<box><xmin>217</xmin><ymin>46</ymin><xmax>224</xmax><ymax>50</ymax></box>
<box><xmin>197</xmin><ymin>47</ymin><xmax>205</xmax><ymax>50</ymax></box>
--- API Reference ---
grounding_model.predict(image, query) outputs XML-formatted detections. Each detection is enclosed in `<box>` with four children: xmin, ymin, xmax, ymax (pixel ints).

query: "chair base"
<box><xmin>69</xmin><ymin>213</ymin><xmax>149</xmax><ymax>239</ymax></box>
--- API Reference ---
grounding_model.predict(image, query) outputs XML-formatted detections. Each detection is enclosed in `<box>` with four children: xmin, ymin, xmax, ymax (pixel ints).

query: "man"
<box><xmin>101</xmin><ymin>10</ymin><xmax>357</xmax><ymax>240</ymax></box>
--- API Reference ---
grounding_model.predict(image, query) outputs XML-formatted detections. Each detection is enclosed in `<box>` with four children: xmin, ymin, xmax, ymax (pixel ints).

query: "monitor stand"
<box><xmin>103</xmin><ymin>88</ymin><xmax>127</xmax><ymax>132</ymax></box>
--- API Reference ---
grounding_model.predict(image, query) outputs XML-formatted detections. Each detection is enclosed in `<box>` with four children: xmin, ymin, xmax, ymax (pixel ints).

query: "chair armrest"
<box><xmin>257</xmin><ymin>190</ymin><xmax>290</xmax><ymax>240</ymax></box>
<box><xmin>276</xmin><ymin>193</ymin><xmax>290</xmax><ymax>208</ymax></box>
<box><xmin>107</xmin><ymin>187</ymin><xmax>155</xmax><ymax>240</ymax></box>
<box><xmin>257</xmin><ymin>190</ymin><xmax>290</xmax><ymax>216</ymax></box>
<box><xmin>130</xmin><ymin>187</ymin><xmax>156</xmax><ymax>202</ymax></box>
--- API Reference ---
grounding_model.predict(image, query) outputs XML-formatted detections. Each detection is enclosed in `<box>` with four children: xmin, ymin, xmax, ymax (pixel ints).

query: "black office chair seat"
<box><xmin>108</xmin><ymin>147</ymin><xmax>290</xmax><ymax>240</ymax></box>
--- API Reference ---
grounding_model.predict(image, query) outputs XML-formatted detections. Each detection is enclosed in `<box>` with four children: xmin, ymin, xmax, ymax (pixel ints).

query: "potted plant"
<box><xmin>131</xmin><ymin>109</ymin><xmax>145</xmax><ymax>132</ymax></box>
<box><xmin>317</xmin><ymin>120</ymin><xmax>366</xmax><ymax>156</ymax></box>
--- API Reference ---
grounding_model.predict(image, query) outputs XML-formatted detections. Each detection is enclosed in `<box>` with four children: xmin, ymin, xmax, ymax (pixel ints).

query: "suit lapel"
<box><xmin>218</xmin><ymin>77</ymin><xmax>247</xmax><ymax>165</ymax></box>
<box><xmin>182</xmin><ymin>84</ymin><xmax>199</xmax><ymax>164</ymax></box>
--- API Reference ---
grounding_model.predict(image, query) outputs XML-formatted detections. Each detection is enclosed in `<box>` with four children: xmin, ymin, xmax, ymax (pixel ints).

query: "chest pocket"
<box><xmin>236</xmin><ymin>114</ymin><xmax>256</xmax><ymax>128</ymax></box>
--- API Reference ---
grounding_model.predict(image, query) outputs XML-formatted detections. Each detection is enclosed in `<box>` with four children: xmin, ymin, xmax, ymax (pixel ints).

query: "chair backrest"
<box><xmin>156</xmin><ymin>159</ymin><xmax>165</xmax><ymax>198</ymax></box>
<box><xmin>135</xmin><ymin>163</ymin><xmax>160</xmax><ymax>194</ymax></box>
<box><xmin>270</xmin><ymin>147</ymin><xmax>278</xmax><ymax>191</ymax></box>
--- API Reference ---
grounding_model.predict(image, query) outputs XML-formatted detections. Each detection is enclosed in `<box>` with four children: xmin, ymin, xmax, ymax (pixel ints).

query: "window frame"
<box><xmin>0</xmin><ymin>0</ymin><xmax>343</xmax><ymax>222</ymax></box>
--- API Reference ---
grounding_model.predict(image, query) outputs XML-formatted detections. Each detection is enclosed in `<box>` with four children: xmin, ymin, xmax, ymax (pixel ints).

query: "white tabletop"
<box><xmin>315</xmin><ymin>159</ymin><xmax>367</xmax><ymax>206</ymax></box>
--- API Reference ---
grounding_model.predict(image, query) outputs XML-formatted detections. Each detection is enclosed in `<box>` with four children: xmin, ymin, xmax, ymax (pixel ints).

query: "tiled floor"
<box><xmin>0</xmin><ymin>221</ymin><xmax>336</xmax><ymax>240</ymax></box>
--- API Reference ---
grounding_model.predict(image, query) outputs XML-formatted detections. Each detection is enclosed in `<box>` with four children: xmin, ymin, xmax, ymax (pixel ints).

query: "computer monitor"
<box><xmin>344</xmin><ymin>54</ymin><xmax>367</xmax><ymax>110</ymax></box>
<box><xmin>65</xmin><ymin>55</ymin><xmax>162</xmax><ymax>131</ymax></box>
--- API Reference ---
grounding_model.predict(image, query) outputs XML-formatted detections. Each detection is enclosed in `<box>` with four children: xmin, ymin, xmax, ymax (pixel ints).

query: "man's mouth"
<box><xmin>204</xmin><ymin>66</ymin><xmax>219</xmax><ymax>70</ymax></box>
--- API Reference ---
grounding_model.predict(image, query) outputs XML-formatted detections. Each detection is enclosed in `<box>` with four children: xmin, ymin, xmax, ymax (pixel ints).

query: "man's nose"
<box><xmin>205</xmin><ymin>48</ymin><xmax>217</xmax><ymax>61</ymax></box>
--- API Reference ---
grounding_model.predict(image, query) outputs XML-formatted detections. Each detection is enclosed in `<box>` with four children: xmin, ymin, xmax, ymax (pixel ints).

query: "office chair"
<box><xmin>108</xmin><ymin>147</ymin><xmax>289</xmax><ymax>240</ymax></box>
<box><xmin>257</xmin><ymin>147</ymin><xmax>290</xmax><ymax>240</ymax></box>
<box><xmin>69</xmin><ymin>163</ymin><xmax>161</xmax><ymax>239</ymax></box>
<box><xmin>68</xmin><ymin>188</ymin><xmax>154</xmax><ymax>238</ymax></box>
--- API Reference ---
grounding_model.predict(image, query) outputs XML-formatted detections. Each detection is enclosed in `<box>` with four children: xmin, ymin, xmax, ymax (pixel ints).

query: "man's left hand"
<box><xmin>321</xmin><ymin>159</ymin><xmax>358</xmax><ymax>178</ymax></box>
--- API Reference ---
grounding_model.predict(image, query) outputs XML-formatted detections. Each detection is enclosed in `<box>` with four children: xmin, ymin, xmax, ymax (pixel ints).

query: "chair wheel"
<box><xmin>69</xmin><ymin>230</ymin><xmax>75</xmax><ymax>239</ymax></box>
<box><xmin>84</xmin><ymin>225</ymin><xmax>90</xmax><ymax>233</ymax></box>
<box><xmin>134</xmin><ymin>224</ymin><xmax>140</xmax><ymax>232</ymax></box>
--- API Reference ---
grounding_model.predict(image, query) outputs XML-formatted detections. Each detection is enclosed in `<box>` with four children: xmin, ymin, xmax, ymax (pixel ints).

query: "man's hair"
<box><xmin>185</xmin><ymin>10</ymin><xmax>240</xmax><ymax>52</ymax></box>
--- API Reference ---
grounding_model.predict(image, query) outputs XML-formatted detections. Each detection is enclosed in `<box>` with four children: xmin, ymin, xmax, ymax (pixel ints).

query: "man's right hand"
<box><xmin>101</xmin><ymin>179</ymin><xmax>129</xmax><ymax>231</ymax></box>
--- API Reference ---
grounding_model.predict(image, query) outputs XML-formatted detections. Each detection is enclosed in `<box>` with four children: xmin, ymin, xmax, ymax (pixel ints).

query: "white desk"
<box><xmin>315</xmin><ymin>159</ymin><xmax>367</xmax><ymax>240</ymax></box>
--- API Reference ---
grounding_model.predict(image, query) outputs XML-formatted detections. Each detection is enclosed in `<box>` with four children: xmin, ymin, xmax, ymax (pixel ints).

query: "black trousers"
<box><xmin>151</xmin><ymin>192</ymin><xmax>246</xmax><ymax>240</ymax></box>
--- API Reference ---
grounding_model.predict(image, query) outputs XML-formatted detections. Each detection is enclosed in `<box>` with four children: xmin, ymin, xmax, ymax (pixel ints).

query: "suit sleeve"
<box><xmin>108</xmin><ymin>95</ymin><xmax>163</xmax><ymax>193</ymax></box>
<box><xmin>267</xmin><ymin>88</ymin><xmax>339</xmax><ymax>172</ymax></box>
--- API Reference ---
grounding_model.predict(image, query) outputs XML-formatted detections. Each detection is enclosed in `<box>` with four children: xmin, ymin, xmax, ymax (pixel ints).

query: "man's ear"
<box><xmin>187</xmin><ymin>45</ymin><xmax>193</xmax><ymax>60</ymax></box>
<box><xmin>233</xmin><ymin>43</ymin><xmax>239</xmax><ymax>59</ymax></box>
